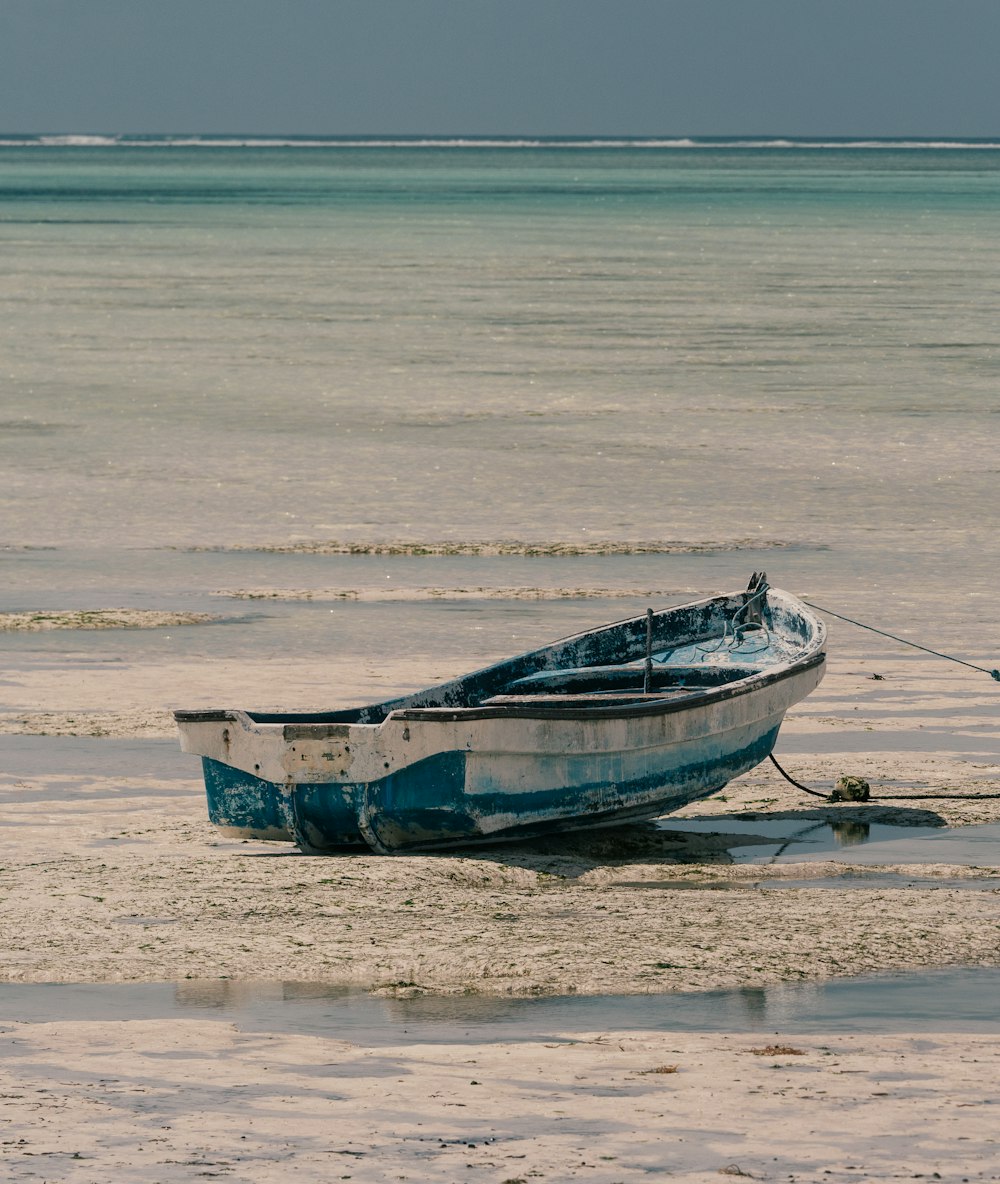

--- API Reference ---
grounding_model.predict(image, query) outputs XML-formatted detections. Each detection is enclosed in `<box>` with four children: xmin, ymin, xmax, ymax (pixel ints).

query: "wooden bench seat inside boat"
<box><xmin>480</xmin><ymin>690</ymin><xmax>690</xmax><ymax>708</ymax></box>
<box><xmin>504</xmin><ymin>662</ymin><xmax>761</xmax><ymax>695</ymax></box>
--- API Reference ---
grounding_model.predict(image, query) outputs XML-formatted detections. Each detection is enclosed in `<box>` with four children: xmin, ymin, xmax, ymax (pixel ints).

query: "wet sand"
<box><xmin>2</xmin><ymin>750</ymin><xmax>998</xmax><ymax>995</ymax></box>
<box><xmin>1</xmin><ymin>641</ymin><xmax>999</xmax><ymax>992</ymax></box>
<box><xmin>2</xmin><ymin>622</ymin><xmax>999</xmax><ymax>1181</ymax></box>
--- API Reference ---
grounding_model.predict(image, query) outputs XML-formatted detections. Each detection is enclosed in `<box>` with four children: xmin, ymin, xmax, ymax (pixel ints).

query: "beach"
<box><xmin>3</xmin><ymin>622</ymin><xmax>1000</xmax><ymax>1181</ymax></box>
<box><xmin>2</xmin><ymin>138</ymin><xmax>1000</xmax><ymax>1179</ymax></box>
<box><xmin>2</xmin><ymin>641</ymin><xmax>1000</xmax><ymax>993</ymax></box>
<box><xmin>5</xmin><ymin>1022</ymin><xmax>1000</xmax><ymax>1183</ymax></box>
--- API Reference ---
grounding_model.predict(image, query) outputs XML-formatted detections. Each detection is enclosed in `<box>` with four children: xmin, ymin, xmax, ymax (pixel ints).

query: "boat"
<box><xmin>174</xmin><ymin>573</ymin><xmax>825</xmax><ymax>854</ymax></box>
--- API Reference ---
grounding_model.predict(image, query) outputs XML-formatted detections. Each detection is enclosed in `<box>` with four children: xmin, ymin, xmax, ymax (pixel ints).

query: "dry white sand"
<box><xmin>2</xmin><ymin>1023</ymin><xmax>999</xmax><ymax>1182</ymax></box>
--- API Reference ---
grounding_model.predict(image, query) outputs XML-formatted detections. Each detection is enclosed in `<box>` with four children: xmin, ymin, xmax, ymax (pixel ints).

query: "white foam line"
<box><xmin>4</xmin><ymin>136</ymin><xmax>1000</xmax><ymax>150</ymax></box>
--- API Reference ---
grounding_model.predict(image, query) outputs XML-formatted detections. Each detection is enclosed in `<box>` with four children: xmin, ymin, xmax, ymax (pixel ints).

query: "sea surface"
<box><xmin>2</xmin><ymin>136</ymin><xmax>998</xmax><ymax>691</ymax></box>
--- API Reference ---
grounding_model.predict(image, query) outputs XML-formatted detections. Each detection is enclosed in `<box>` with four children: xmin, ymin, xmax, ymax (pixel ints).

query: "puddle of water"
<box><xmin>616</xmin><ymin>876</ymin><xmax>1000</xmax><ymax>892</ymax></box>
<box><xmin>2</xmin><ymin>969</ymin><xmax>999</xmax><ymax>1041</ymax></box>
<box><xmin>0</xmin><ymin>736</ymin><xmax>190</xmax><ymax>783</ymax></box>
<box><xmin>764</xmin><ymin>876</ymin><xmax>1000</xmax><ymax>890</ymax></box>
<box><xmin>660</xmin><ymin>817</ymin><xmax>1000</xmax><ymax>867</ymax></box>
<box><xmin>615</xmin><ymin>879</ymin><xmax>756</xmax><ymax>891</ymax></box>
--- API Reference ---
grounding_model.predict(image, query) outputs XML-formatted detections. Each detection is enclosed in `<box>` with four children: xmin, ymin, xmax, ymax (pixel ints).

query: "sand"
<box><xmin>1</xmin><ymin>636</ymin><xmax>998</xmax><ymax>991</ymax></box>
<box><xmin>1</xmin><ymin>639</ymin><xmax>998</xmax><ymax>992</ymax></box>
<box><xmin>3</xmin><ymin>1024</ymin><xmax>999</xmax><ymax>1182</ymax></box>
<box><xmin>2</xmin><ymin>617</ymin><xmax>999</xmax><ymax>1180</ymax></box>
<box><xmin>2</xmin><ymin>755</ymin><xmax>999</xmax><ymax>994</ymax></box>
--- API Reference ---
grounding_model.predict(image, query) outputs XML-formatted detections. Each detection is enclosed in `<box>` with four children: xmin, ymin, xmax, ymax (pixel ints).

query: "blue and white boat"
<box><xmin>174</xmin><ymin>574</ymin><xmax>825</xmax><ymax>854</ymax></box>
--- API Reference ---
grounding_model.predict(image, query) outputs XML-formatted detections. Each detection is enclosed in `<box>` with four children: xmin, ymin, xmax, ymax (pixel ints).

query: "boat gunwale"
<box><xmin>385</xmin><ymin>650</ymin><xmax>825</xmax><ymax>724</ymax></box>
<box><xmin>173</xmin><ymin>652</ymin><xmax>824</xmax><ymax>738</ymax></box>
<box><xmin>172</xmin><ymin>586</ymin><xmax>826</xmax><ymax>732</ymax></box>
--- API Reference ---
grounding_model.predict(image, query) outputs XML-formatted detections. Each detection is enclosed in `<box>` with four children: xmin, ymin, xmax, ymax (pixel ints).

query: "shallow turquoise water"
<box><xmin>1</xmin><ymin>139</ymin><xmax>998</xmax><ymax>677</ymax></box>
<box><xmin>2</xmin><ymin>141</ymin><xmax>998</xmax><ymax>554</ymax></box>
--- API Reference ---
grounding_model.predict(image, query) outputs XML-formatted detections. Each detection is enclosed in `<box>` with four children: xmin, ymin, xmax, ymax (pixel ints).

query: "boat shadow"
<box><xmin>457</xmin><ymin>803</ymin><xmax>948</xmax><ymax>879</ymax></box>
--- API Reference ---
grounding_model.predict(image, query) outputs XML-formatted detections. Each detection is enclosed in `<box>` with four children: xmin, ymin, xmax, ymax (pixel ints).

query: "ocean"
<box><xmin>1</xmin><ymin>136</ymin><xmax>998</xmax><ymax>707</ymax></box>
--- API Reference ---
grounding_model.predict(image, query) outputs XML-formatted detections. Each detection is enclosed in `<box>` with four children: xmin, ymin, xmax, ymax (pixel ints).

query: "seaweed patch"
<box><xmin>0</xmin><ymin>610</ymin><xmax>218</xmax><ymax>631</ymax></box>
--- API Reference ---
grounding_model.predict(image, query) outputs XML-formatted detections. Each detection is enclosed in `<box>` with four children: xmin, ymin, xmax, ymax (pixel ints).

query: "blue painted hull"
<box><xmin>203</xmin><ymin>758</ymin><xmax>297</xmax><ymax>841</ymax></box>
<box><xmin>177</xmin><ymin>581</ymin><xmax>826</xmax><ymax>854</ymax></box>
<box><xmin>203</xmin><ymin>720</ymin><xmax>782</xmax><ymax>853</ymax></box>
<box><xmin>354</xmin><ymin>721</ymin><xmax>782</xmax><ymax>853</ymax></box>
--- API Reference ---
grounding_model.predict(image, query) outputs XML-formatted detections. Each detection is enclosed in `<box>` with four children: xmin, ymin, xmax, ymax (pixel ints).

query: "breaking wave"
<box><xmin>35</xmin><ymin>134</ymin><xmax>122</xmax><ymax>147</ymax></box>
<box><xmin>4</xmin><ymin>135</ymin><xmax>1000</xmax><ymax>151</ymax></box>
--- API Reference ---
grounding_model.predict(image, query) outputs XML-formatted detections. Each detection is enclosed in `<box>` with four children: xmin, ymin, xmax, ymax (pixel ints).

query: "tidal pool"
<box><xmin>659</xmin><ymin>816</ymin><xmax>1000</xmax><ymax>867</ymax></box>
<box><xmin>2</xmin><ymin>968</ymin><xmax>999</xmax><ymax>1042</ymax></box>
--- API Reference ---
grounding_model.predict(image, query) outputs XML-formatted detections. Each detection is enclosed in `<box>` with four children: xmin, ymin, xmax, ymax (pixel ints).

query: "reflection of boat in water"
<box><xmin>174</xmin><ymin>574</ymin><xmax>826</xmax><ymax>854</ymax></box>
<box><xmin>173</xmin><ymin>980</ymin><xmax>353</xmax><ymax>1012</ymax></box>
<box><xmin>831</xmin><ymin>820</ymin><xmax>871</xmax><ymax>846</ymax></box>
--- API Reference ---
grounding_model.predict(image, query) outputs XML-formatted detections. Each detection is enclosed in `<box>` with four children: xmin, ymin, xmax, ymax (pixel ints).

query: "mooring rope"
<box><xmin>802</xmin><ymin>599</ymin><xmax>1000</xmax><ymax>682</ymax></box>
<box><xmin>768</xmin><ymin>754</ymin><xmax>830</xmax><ymax>799</ymax></box>
<box><xmin>768</xmin><ymin>753</ymin><xmax>1000</xmax><ymax>802</ymax></box>
<box><xmin>767</xmin><ymin>599</ymin><xmax>1000</xmax><ymax>800</ymax></box>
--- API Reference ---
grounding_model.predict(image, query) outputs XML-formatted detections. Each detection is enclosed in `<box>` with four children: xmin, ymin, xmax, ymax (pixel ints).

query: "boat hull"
<box><xmin>190</xmin><ymin>659</ymin><xmax>822</xmax><ymax>855</ymax></box>
<box><xmin>354</xmin><ymin>715</ymin><xmax>784</xmax><ymax>854</ymax></box>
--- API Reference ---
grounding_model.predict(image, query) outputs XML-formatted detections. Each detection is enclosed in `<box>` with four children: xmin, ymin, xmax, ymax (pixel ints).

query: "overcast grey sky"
<box><xmin>1</xmin><ymin>0</ymin><xmax>999</xmax><ymax>136</ymax></box>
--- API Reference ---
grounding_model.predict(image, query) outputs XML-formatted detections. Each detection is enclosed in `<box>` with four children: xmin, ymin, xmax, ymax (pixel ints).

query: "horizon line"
<box><xmin>3</xmin><ymin>132</ymin><xmax>1000</xmax><ymax>148</ymax></box>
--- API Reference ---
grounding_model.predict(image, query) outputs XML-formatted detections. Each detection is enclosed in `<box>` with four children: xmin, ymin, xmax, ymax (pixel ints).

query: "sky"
<box><xmin>1</xmin><ymin>0</ymin><xmax>999</xmax><ymax>137</ymax></box>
